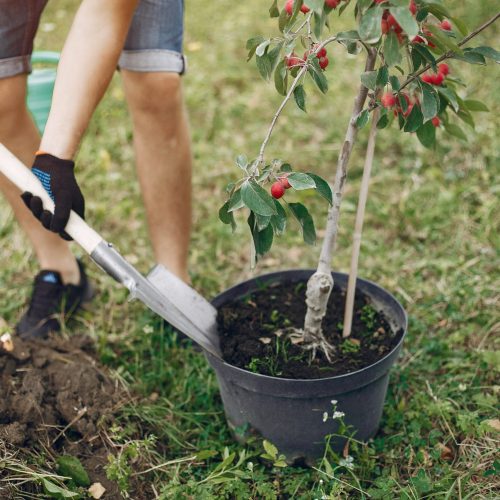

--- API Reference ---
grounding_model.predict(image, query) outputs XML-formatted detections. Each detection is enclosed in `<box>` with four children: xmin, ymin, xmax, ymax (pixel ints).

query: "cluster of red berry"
<box><xmin>412</xmin><ymin>19</ymin><xmax>452</xmax><ymax>47</ymax></box>
<box><xmin>421</xmin><ymin>62</ymin><xmax>450</xmax><ymax>86</ymax></box>
<box><xmin>270</xmin><ymin>175</ymin><xmax>292</xmax><ymax>199</ymax></box>
<box><xmin>377</xmin><ymin>0</ymin><xmax>418</xmax><ymax>43</ymax></box>
<box><xmin>285</xmin><ymin>44</ymin><xmax>330</xmax><ymax>71</ymax></box>
<box><xmin>284</xmin><ymin>0</ymin><xmax>346</xmax><ymax>16</ymax></box>
<box><xmin>381</xmin><ymin>91</ymin><xmax>443</xmax><ymax>128</ymax></box>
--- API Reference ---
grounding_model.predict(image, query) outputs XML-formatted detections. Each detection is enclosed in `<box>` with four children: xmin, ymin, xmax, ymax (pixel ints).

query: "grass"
<box><xmin>1</xmin><ymin>0</ymin><xmax>499</xmax><ymax>497</ymax></box>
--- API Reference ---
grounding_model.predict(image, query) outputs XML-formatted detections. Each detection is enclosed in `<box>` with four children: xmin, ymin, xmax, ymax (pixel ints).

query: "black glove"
<box><xmin>21</xmin><ymin>153</ymin><xmax>85</xmax><ymax>241</ymax></box>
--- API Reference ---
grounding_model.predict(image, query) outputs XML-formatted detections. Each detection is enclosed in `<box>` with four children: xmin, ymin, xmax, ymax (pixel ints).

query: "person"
<box><xmin>0</xmin><ymin>0</ymin><xmax>192</xmax><ymax>339</ymax></box>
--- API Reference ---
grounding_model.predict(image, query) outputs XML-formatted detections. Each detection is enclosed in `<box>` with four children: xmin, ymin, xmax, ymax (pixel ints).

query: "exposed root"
<box><xmin>278</xmin><ymin>327</ymin><xmax>336</xmax><ymax>362</ymax></box>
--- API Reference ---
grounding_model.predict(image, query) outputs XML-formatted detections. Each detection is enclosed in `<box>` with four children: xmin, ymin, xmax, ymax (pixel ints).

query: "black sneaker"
<box><xmin>16</xmin><ymin>260</ymin><xmax>93</xmax><ymax>340</ymax></box>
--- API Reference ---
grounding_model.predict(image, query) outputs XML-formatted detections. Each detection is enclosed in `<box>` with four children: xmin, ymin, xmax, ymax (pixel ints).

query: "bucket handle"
<box><xmin>31</xmin><ymin>51</ymin><xmax>60</xmax><ymax>65</ymax></box>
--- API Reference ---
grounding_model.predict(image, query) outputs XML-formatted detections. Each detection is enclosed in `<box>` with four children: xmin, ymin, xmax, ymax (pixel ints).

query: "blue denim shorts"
<box><xmin>0</xmin><ymin>0</ymin><xmax>185</xmax><ymax>79</ymax></box>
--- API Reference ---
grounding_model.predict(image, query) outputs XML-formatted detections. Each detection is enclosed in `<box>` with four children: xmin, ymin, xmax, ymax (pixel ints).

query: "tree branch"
<box><xmin>393</xmin><ymin>11</ymin><xmax>499</xmax><ymax>97</ymax></box>
<box><xmin>257</xmin><ymin>65</ymin><xmax>308</xmax><ymax>165</ymax></box>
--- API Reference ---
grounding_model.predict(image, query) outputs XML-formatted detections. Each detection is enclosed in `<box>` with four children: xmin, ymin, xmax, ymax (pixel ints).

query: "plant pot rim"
<box><xmin>208</xmin><ymin>268</ymin><xmax>407</xmax><ymax>384</ymax></box>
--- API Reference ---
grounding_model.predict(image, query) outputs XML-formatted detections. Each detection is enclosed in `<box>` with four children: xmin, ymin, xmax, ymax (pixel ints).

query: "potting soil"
<box><xmin>218</xmin><ymin>281</ymin><xmax>404</xmax><ymax>379</ymax></box>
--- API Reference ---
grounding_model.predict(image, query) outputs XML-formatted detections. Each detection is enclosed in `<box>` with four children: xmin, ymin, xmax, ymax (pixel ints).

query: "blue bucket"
<box><xmin>26</xmin><ymin>51</ymin><xmax>60</xmax><ymax>134</ymax></box>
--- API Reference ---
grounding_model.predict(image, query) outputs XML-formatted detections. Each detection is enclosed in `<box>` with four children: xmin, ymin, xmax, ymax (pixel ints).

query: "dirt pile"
<box><xmin>0</xmin><ymin>334</ymin><xmax>128</xmax><ymax>497</ymax></box>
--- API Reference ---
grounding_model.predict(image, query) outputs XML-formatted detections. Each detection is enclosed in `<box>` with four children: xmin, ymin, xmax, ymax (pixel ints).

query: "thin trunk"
<box><xmin>343</xmin><ymin>107</ymin><xmax>380</xmax><ymax>338</ymax></box>
<box><xmin>303</xmin><ymin>48</ymin><xmax>377</xmax><ymax>343</ymax></box>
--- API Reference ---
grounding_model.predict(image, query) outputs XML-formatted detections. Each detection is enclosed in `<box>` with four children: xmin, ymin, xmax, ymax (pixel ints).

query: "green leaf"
<box><xmin>307</xmin><ymin>0</ymin><xmax>324</xmax><ymax>12</ymax></box>
<box><xmin>56</xmin><ymin>455</ymin><xmax>90</xmax><ymax>487</ymax></box>
<box><xmin>384</xmin><ymin>31</ymin><xmax>402</xmax><ymax>67</ymax></box>
<box><xmin>390</xmin><ymin>75</ymin><xmax>400</xmax><ymax>91</ymax></box>
<box><xmin>256</xmin><ymin>214</ymin><xmax>271</xmax><ymax>230</ymax></box>
<box><xmin>42</xmin><ymin>479</ymin><xmax>79</xmax><ymax>499</ymax></box>
<box><xmin>293</xmin><ymin>84</ymin><xmax>306</xmax><ymax>112</ymax></box>
<box><xmin>412</xmin><ymin>44</ymin><xmax>436</xmax><ymax>67</ymax></box>
<box><xmin>336</xmin><ymin>30</ymin><xmax>360</xmax><ymax>41</ymax></box>
<box><xmin>269</xmin><ymin>0</ymin><xmax>279</xmax><ymax>17</ymax></box>
<box><xmin>457</xmin><ymin>108</ymin><xmax>475</xmax><ymax>129</ymax></box>
<box><xmin>263</xmin><ymin>440</ymin><xmax>278</xmax><ymax>459</ymax></box>
<box><xmin>248</xmin><ymin>213</ymin><xmax>274</xmax><ymax>257</ymax></box>
<box><xmin>228</xmin><ymin>189</ymin><xmax>245</xmax><ymax>212</ymax></box>
<box><xmin>420</xmin><ymin>83</ymin><xmax>439</xmax><ymax>122</ymax></box>
<box><xmin>425</xmin><ymin>25</ymin><xmax>463</xmax><ymax>55</ymax></box>
<box><xmin>453</xmin><ymin>50</ymin><xmax>486</xmax><ymax>65</ymax></box>
<box><xmin>219</xmin><ymin>201</ymin><xmax>236</xmax><ymax>231</ymax></box>
<box><xmin>416</xmin><ymin>120</ymin><xmax>436</xmax><ymax>149</ymax></box>
<box><xmin>274</xmin><ymin>60</ymin><xmax>288</xmax><ymax>96</ymax></box>
<box><xmin>289</xmin><ymin>202</ymin><xmax>316</xmax><ymax>245</ymax></box>
<box><xmin>444</xmin><ymin>122</ymin><xmax>468</xmax><ymax>141</ymax></box>
<box><xmin>376</xmin><ymin>65</ymin><xmax>389</xmax><ymax>88</ymax></box>
<box><xmin>389</xmin><ymin>6</ymin><xmax>419</xmax><ymax>38</ymax></box>
<box><xmin>404</xmin><ymin>104</ymin><xmax>423</xmax><ymax>132</ymax></box>
<box><xmin>425</xmin><ymin>3</ymin><xmax>451</xmax><ymax>19</ymax></box>
<box><xmin>437</xmin><ymin>87</ymin><xmax>459</xmax><ymax>112</ymax></box>
<box><xmin>287</xmin><ymin>172</ymin><xmax>316</xmax><ymax>190</ymax></box>
<box><xmin>468</xmin><ymin>46</ymin><xmax>500</xmax><ymax>63</ymax></box>
<box><xmin>246</xmin><ymin>36</ymin><xmax>265</xmax><ymax>61</ymax></box>
<box><xmin>450</xmin><ymin>16</ymin><xmax>468</xmax><ymax>37</ymax></box>
<box><xmin>236</xmin><ymin>154</ymin><xmax>248</xmax><ymax>170</ymax></box>
<box><xmin>361</xmin><ymin>70</ymin><xmax>377</xmax><ymax>90</ymax></box>
<box><xmin>309</xmin><ymin>59</ymin><xmax>329</xmax><ymax>93</ymax></box>
<box><xmin>271</xmin><ymin>199</ymin><xmax>287</xmax><ymax>234</ymax></box>
<box><xmin>356</xmin><ymin>109</ymin><xmax>369</xmax><ymax>129</ymax></box>
<box><xmin>307</xmin><ymin>173</ymin><xmax>333</xmax><ymax>204</ymax></box>
<box><xmin>255</xmin><ymin>40</ymin><xmax>270</xmax><ymax>57</ymax></box>
<box><xmin>196</xmin><ymin>450</ymin><xmax>218</xmax><ymax>460</ymax></box>
<box><xmin>463</xmin><ymin>99</ymin><xmax>489</xmax><ymax>112</ymax></box>
<box><xmin>267</xmin><ymin>43</ymin><xmax>284</xmax><ymax>72</ymax></box>
<box><xmin>256</xmin><ymin>54</ymin><xmax>272</xmax><ymax>81</ymax></box>
<box><xmin>377</xmin><ymin>113</ymin><xmax>390</xmax><ymax>129</ymax></box>
<box><xmin>278</xmin><ymin>7</ymin><xmax>291</xmax><ymax>32</ymax></box>
<box><xmin>241</xmin><ymin>180</ymin><xmax>277</xmax><ymax>216</ymax></box>
<box><xmin>411</xmin><ymin>47</ymin><xmax>422</xmax><ymax>71</ymax></box>
<box><xmin>359</xmin><ymin>6</ymin><xmax>383</xmax><ymax>43</ymax></box>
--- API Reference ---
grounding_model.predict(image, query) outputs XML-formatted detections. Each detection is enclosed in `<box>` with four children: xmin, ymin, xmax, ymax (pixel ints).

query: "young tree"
<box><xmin>219</xmin><ymin>0</ymin><xmax>499</xmax><ymax>359</ymax></box>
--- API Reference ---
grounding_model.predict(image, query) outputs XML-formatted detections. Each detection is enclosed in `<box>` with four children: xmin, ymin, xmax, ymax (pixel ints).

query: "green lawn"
<box><xmin>1</xmin><ymin>0</ymin><xmax>499</xmax><ymax>498</ymax></box>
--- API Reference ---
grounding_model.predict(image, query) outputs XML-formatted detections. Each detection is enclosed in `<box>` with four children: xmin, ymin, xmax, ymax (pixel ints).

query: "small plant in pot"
<box><xmin>211</xmin><ymin>0</ymin><xmax>499</xmax><ymax>464</ymax></box>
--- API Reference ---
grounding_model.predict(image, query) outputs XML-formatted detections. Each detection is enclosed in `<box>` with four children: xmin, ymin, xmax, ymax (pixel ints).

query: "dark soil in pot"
<box><xmin>218</xmin><ymin>280</ymin><xmax>404</xmax><ymax>379</ymax></box>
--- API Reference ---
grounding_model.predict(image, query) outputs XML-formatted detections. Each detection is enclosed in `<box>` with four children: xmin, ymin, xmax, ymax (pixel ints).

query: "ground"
<box><xmin>0</xmin><ymin>0</ymin><xmax>499</xmax><ymax>498</ymax></box>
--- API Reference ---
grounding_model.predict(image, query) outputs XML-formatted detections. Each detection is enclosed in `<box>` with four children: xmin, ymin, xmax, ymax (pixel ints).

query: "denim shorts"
<box><xmin>0</xmin><ymin>0</ymin><xmax>185</xmax><ymax>79</ymax></box>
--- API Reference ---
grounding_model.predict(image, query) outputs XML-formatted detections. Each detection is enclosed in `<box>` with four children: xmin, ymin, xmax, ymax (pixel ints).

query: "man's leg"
<box><xmin>121</xmin><ymin>71</ymin><xmax>192</xmax><ymax>282</ymax></box>
<box><xmin>0</xmin><ymin>74</ymin><xmax>80</xmax><ymax>284</ymax></box>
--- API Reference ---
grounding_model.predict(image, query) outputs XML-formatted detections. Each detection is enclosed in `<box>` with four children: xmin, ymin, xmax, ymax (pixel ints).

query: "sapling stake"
<box><xmin>342</xmin><ymin>107</ymin><xmax>380</xmax><ymax>339</ymax></box>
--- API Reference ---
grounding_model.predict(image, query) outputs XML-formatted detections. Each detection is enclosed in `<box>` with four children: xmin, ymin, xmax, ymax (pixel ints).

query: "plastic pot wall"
<box><xmin>206</xmin><ymin>270</ymin><xmax>407</xmax><ymax>464</ymax></box>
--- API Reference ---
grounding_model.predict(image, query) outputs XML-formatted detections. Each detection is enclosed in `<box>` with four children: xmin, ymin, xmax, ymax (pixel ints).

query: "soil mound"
<box><xmin>0</xmin><ymin>334</ymin><xmax>128</xmax><ymax>497</ymax></box>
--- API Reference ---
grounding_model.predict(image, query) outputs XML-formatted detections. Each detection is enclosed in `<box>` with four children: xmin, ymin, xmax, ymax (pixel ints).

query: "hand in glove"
<box><xmin>21</xmin><ymin>153</ymin><xmax>85</xmax><ymax>241</ymax></box>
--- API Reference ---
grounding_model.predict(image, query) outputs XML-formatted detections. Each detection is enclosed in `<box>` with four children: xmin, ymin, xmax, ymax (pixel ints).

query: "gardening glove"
<box><xmin>21</xmin><ymin>153</ymin><xmax>85</xmax><ymax>241</ymax></box>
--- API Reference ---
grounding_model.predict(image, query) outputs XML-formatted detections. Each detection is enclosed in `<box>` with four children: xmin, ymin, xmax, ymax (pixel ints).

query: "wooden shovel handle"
<box><xmin>0</xmin><ymin>143</ymin><xmax>102</xmax><ymax>254</ymax></box>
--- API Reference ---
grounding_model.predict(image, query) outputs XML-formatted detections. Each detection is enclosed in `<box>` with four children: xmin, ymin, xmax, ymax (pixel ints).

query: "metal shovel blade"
<box><xmin>90</xmin><ymin>242</ymin><xmax>221</xmax><ymax>358</ymax></box>
<box><xmin>146</xmin><ymin>264</ymin><xmax>219</xmax><ymax>343</ymax></box>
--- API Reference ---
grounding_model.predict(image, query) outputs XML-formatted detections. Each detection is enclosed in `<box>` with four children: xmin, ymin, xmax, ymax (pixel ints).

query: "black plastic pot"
<box><xmin>206</xmin><ymin>270</ymin><xmax>407</xmax><ymax>465</ymax></box>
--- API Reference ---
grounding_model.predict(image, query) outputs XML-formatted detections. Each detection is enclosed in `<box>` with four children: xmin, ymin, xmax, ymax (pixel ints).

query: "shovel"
<box><xmin>0</xmin><ymin>144</ymin><xmax>221</xmax><ymax>358</ymax></box>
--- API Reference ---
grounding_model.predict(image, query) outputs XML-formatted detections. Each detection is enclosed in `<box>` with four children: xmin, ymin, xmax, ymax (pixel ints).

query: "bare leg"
<box><xmin>0</xmin><ymin>75</ymin><xmax>79</xmax><ymax>283</ymax></box>
<box><xmin>40</xmin><ymin>0</ymin><xmax>139</xmax><ymax>158</ymax></box>
<box><xmin>121</xmin><ymin>71</ymin><xmax>192</xmax><ymax>282</ymax></box>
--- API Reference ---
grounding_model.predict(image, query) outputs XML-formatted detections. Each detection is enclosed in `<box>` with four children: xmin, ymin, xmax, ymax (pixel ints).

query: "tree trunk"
<box><xmin>303</xmin><ymin>48</ymin><xmax>377</xmax><ymax>344</ymax></box>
